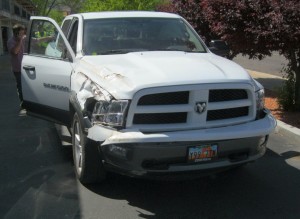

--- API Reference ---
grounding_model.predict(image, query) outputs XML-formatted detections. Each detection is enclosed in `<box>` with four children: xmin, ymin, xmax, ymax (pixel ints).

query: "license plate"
<box><xmin>187</xmin><ymin>144</ymin><xmax>218</xmax><ymax>163</ymax></box>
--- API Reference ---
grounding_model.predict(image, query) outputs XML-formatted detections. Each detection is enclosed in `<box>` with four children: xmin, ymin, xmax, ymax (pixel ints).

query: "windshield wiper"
<box><xmin>98</xmin><ymin>48</ymin><xmax>206</xmax><ymax>55</ymax></box>
<box><xmin>152</xmin><ymin>48</ymin><xmax>206</xmax><ymax>53</ymax></box>
<box><xmin>99</xmin><ymin>50</ymin><xmax>128</xmax><ymax>55</ymax></box>
<box><xmin>99</xmin><ymin>49</ymin><xmax>149</xmax><ymax>55</ymax></box>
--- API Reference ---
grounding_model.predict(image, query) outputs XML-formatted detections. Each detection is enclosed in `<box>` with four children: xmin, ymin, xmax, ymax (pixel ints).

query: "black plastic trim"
<box><xmin>23</xmin><ymin>100</ymin><xmax>70</xmax><ymax>125</ymax></box>
<box><xmin>69</xmin><ymin>91</ymin><xmax>92</xmax><ymax>133</ymax></box>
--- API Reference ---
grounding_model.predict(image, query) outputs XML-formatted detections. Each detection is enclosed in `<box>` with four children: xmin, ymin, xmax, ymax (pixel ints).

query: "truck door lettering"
<box><xmin>43</xmin><ymin>83</ymin><xmax>69</xmax><ymax>92</ymax></box>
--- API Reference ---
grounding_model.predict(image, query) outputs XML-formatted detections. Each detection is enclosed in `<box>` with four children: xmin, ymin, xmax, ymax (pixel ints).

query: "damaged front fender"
<box><xmin>69</xmin><ymin>72</ymin><xmax>113</xmax><ymax>133</ymax></box>
<box><xmin>70</xmin><ymin>71</ymin><xmax>129</xmax><ymax>136</ymax></box>
<box><xmin>74</xmin><ymin>72</ymin><xmax>113</xmax><ymax>110</ymax></box>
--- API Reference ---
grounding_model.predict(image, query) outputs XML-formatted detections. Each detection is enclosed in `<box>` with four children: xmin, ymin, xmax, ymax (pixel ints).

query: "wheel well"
<box><xmin>69</xmin><ymin>102</ymin><xmax>75</xmax><ymax>117</ymax></box>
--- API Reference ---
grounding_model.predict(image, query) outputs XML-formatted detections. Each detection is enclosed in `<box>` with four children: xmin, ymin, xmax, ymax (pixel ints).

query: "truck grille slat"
<box><xmin>207</xmin><ymin>107</ymin><xmax>249</xmax><ymax>121</ymax></box>
<box><xmin>133</xmin><ymin>113</ymin><xmax>187</xmax><ymax>124</ymax></box>
<box><xmin>209</xmin><ymin>89</ymin><xmax>248</xmax><ymax>102</ymax></box>
<box><xmin>138</xmin><ymin>91</ymin><xmax>189</xmax><ymax>105</ymax></box>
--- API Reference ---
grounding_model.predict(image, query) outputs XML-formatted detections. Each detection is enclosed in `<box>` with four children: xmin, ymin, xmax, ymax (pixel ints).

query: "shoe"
<box><xmin>18</xmin><ymin>108</ymin><xmax>27</xmax><ymax>116</ymax></box>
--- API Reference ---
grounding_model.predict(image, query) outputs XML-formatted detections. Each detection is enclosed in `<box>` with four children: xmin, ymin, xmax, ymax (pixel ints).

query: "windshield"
<box><xmin>83</xmin><ymin>17</ymin><xmax>207</xmax><ymax>55</ymax></box>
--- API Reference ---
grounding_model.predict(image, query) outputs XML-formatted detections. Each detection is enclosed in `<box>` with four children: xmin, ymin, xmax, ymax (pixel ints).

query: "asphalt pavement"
<box><xmin>0</xmin><ymin>54</ymin><xmax>299</xmax><ymax>142</ymax></box>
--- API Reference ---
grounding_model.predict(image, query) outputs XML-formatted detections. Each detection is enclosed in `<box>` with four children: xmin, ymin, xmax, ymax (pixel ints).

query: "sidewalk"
<box><xmin>248</xmin><ymin>69</ymin><xmax>284</xmax><ymax>91</ymax></box>
<box><xmin>1</xmin><ymin>54</ymin><xmax>299</xmax><ymax>142</ymax></box>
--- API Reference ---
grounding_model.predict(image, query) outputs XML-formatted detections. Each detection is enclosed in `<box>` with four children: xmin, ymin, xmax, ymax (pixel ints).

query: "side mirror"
<box><xmin>208</xmin><ymin>40</ymin><xmax>230</xmax><ymax>58</ymax></box>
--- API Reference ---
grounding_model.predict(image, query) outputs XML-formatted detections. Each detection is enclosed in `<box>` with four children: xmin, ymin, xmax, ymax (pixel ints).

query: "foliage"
<box><xmin>48</xmin><ymin>9</ymin><xmax>65</xmax><ymax>24</ymax></box>
<box><xmin>31</xmin><ymin>0</ymin><xmax>83</xmax><ymax>16</ymax></box>
<box><xmin>82</xmin><ymin>0</ymin><xmax>163</xmax><ymax>12</ymax></box>
<box><xmin>202</xmin><ymin>0</ymin><xmax>300</xmax><ymax>110</ymax></box>
<box><xmin>160</xmin><ymin>0</ymin><xmax>300</xmax><ymax>110</ymax></box>
<box><xmin>31</xmin><ymin>0</ymin><xmax>58</xmax><ymax>16</ymax></box>
<box><xmin>157</xmin><ymin>0</ymin><xmax>213</xmax><ymax>44</ymax></box>
<box><xmin>277</xmin><ymin>64</ymin><xmax>296</xmax><ymax>111</ymax></box>
<box><xmin>61</xmin><ymin>0</ymin><xmax>84</xmax><ymax>14</ymax></box>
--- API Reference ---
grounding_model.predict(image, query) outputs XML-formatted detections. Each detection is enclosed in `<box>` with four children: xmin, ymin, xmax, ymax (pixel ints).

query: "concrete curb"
<box><xmin>275</xmin><ymin>120</ymin><xmax>300</xmax><ymax>143</ymax></box>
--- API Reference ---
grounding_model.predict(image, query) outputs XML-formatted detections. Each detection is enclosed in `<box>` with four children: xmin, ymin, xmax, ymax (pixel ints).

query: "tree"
<box><xmin>157</xmin><ymin>0</ymin><xmax>213</xmax><ymax>43</ymax></box>
<box><xmin>82</xmin><ymin>0</ymin><xmax>163</xmax><ymax>12</ymax></box>
<box><xmin>32</xmin><ymin>0</ymin><xmax>83</xmax><ymax>16</ymax></box>
<box><xmin>48</xmin><ymin>9</ymin><xmax>65</xmax><ymax>24</ymax></box>
<box><xmin>61</xmin><ymin>0</ymin><xmax>84</xmax><ymax>14</ymax></box>
<box><xmin>201</xmin><ymin>0</ymin><xmax>300</xmax><ymax>110</ymax></box>
<box><xmin>159</xmin><ymin>0</ymin><xmax>300</xmax><ymax>110</ymax></box>
<box><xmin>31</xmin><ymin>0</ymin><xmax>58</xmax><ymax>16</ymax></box>
<box><xmin>31</xmin><ymin>0</ymin><xmax>84</xmax><ymax>23</ymax></box>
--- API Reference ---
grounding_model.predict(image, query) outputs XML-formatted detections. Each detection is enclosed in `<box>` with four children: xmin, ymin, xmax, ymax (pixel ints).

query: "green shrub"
<box><xmin>277</xmin><ymin>64</ymin><xmax>296</xmax><ymax>111</ymax></box>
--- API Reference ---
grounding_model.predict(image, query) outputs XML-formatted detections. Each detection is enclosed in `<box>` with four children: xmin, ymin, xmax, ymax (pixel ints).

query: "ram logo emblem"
<box><xmin>195</xmin><ymin>102</ymin><xmax>207</xmax><ymax>114</ymax></box>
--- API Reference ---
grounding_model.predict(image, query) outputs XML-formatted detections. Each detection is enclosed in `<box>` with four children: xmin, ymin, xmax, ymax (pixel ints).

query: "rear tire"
<box><xmin>72</xmin><ymin>113</ymin><xmax>106</xmax><ymax>184</ymax></box>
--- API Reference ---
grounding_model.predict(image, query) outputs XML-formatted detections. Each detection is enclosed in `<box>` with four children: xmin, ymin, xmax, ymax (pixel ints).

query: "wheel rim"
<box><xmin>74</xmin><ymin>120</ymin><xmax>82</xmax><ymax>175</ymax></box>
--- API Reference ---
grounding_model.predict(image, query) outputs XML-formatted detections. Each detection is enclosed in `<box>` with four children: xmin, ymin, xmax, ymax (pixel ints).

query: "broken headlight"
<box><xmin>255</xmin><ymin>88</ymin><xmax>265</xmax><ymax>119</ymax></box>
<box><xmin>92</xmin><ymin>100</ymin><xmax>129</xmax><ymax>127</ymax></box>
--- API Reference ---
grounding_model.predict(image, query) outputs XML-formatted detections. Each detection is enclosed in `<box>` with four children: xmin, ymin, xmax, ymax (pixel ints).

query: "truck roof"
<box><xmin>76</xmin><ymin>11</ymin><xmax>181</xmax><ymax>20</ymax></box>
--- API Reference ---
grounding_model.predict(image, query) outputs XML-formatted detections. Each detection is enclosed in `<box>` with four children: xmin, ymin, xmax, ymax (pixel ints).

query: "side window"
<box><xmin>29</xmin><ymin>20</ymin><xmax>69</xmax><ymax>59</ymax></box>
<box><xmin>61</xmin><ymin>19</ymin><xmax>71</xmax><ymax>36</ymax></box>
<box><xmin>29</xmin><ymin>20</ymin><xmax>55</xmax><ymax>56</ymax></box>
<box><xmin>68</xmin><ymin>20</ymin><xmax>78</xmax><ymax>53</ymax></box>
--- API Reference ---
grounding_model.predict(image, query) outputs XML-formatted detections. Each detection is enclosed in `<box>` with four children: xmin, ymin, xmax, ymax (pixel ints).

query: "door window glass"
<box><xmin>68</xmin><ymin>20</ymin><xmax>78</xmax><ymax>53</ymax></box>
<box><xmin>61</xmin><ymin>19</ymin><xmax>71</xmax><ymax>36</ymax></box>
<box><xmin>29</xmin><ymin>20</ymin><xmax>69</xmax><ymax>59</ymax></box>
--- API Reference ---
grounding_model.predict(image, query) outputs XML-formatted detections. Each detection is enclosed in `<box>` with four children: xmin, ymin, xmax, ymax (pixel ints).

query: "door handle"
<box><xmin>23</xmin><ymin>65</ymin><xmax>35</xmax><ymax>71</ymax></box>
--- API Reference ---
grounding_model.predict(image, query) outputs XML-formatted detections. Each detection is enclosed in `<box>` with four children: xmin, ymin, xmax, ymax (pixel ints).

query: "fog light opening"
<box><xmin>259</xmin><ymin>136</ymin><xmax>268</xmax><ymax>146</ymax></box>
<box><xmin>109</xmin><ymin>144</ymin><xmax>127</xmax><ymax>159</ymax></box>
<box><xmin>258</xmin><ymin>136</ymin><xmax>268</xmax><ymax>155</ymax></box>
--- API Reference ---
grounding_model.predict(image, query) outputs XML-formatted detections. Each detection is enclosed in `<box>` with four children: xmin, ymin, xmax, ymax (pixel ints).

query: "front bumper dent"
<box><xmin>88</xmin><ymin>110</ymin><xmax>276</xmax><ymax>144</ymax></box>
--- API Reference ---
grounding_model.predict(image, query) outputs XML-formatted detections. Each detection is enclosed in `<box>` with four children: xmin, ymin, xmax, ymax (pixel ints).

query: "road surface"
<box><xmin>233</xmin><ymin>52</ymin><xmax>288</xmax><ymax>77</ymax></box>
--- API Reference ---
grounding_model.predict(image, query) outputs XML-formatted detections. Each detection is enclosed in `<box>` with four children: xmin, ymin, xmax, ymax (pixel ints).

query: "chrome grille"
<box><xmin>127</xmin><ymin>84</ymin><xmax>255</xmax><ymax>131</ymax></box>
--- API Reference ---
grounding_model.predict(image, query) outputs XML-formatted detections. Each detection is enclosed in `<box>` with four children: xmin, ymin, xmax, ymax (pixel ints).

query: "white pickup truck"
<box><xmin>21</xmin><ymin>11</ymin><xmax>276</xmax><ymax>183</ymax></box>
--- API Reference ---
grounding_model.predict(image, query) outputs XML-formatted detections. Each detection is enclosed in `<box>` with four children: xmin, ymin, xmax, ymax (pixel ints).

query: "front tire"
<box><xmin>72</xmin><ymin>113</ymin><xmax>106</xmax><ymax>184</ymax></box>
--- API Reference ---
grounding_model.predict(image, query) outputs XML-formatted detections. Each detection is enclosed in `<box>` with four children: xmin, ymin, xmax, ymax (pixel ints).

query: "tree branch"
<box><xmin>45</xmin><ymin>0</ymin><xmax>58</xmax><ymax>16</ymax></box>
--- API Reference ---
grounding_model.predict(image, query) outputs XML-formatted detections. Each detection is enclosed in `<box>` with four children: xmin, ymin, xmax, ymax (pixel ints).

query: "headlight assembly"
<box><xmin>92</xmin><ymin>100</ymin><xmax>129</xmax><ymax>128</ymax></box>
<box><xmin>255</xmin><ymin>88</ymin><xmax>265</xmax><ymax>119</ymax></box>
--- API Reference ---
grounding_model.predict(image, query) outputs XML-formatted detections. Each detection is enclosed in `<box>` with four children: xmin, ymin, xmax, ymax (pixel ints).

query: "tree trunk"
<box><xmin>295</xmin><ymin>63</ymin><xmax>300</xmax><ymax>110</ymax></box>
<box><xmin>289</xmin><ymin>51</ymin><xmax>300</xmax><ymax>110</ymax></box>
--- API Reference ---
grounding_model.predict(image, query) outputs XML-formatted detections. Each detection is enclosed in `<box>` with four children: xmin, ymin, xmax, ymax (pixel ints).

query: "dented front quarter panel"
<box><xmin>72</xmin><ymin>57</ymin><xmax>135</xmax><ymax>100</ymax></box>
<box><xmin>71</xmin><ymin>58</ymin><xmax>133</xmax><ymax>139</ymax></box>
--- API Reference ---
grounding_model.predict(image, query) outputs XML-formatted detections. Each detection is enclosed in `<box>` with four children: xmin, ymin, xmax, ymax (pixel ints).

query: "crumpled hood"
<box><xmin>79</xmin><ymin>51</ymin><xmax>252</xmax><ymax>99</ymax></box>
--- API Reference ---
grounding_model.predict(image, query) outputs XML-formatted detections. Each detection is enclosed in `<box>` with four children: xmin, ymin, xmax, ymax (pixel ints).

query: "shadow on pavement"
<box><xmin>253</xmin><ymin>77</ymin><xmax>284</xmax><ymax>91</ymax></box>
<box><xmin>86</xmin><ymin>148</ymin><xmax>300</xmax><ymax>219</ymax></box>
<box><xmin>0</xmin><ymin>55</ymin><xmax>81</xmax><ymax>219</ymax></box>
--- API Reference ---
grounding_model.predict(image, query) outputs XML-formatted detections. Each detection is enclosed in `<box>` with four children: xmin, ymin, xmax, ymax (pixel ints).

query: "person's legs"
<box><xmin>13</xmin><ymin>71</ymin><xmax>23</xmax><ymax>107</ymax></box>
